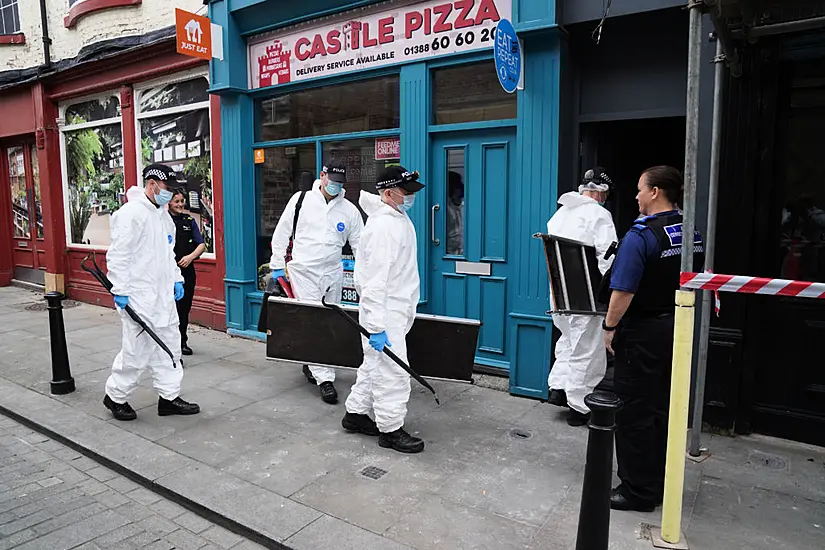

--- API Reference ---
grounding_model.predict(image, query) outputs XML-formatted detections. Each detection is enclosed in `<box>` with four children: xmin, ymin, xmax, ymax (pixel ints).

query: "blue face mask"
<box><xmin>397</xmin><ymin>194</ymin><xmax>415</xmax><ymax>214</ymax></box>
<box><xmin>154</xmin><ymin>188</ymin><xmax>173</xmax><ymax>206</ymax></box>
<box><xmin>599</xmin><ymin>201</ymin><xmax>606</xmax><ymax>207</ymax></box>
<box><xmin>325</xmin><ymin>182</ymin><xmax>342</xmax><ymax>196</ymax></box>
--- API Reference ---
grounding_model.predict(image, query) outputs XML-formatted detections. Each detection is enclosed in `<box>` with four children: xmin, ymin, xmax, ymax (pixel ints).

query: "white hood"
<box><xmin>557</xmin><ymin>191</ymin><xmax>599</xmax><ymax>209</ymax></box>
<box><xmin>547</xmin><ymin>191</ymin><xmax>618</xmax><ymax>275</ymax></box>
<box><xmin>359</xmin><ymin>190</ymin><xmax>387</xmax><ymax>217</ymax></box>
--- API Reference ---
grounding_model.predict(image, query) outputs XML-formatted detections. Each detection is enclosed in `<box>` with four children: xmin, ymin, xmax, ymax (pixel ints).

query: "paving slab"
<box><xmin>1</xmin><ymin>287</ymin><xmax>824</xmax><ymax>550</ymax></box>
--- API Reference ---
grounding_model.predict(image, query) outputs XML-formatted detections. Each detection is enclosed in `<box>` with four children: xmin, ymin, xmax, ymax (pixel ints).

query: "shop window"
<box><xmin>7</xmin><ymin>147</ymin><xmax>28</xmax><ymax>238</ymax></box>
<box><xmin>61</xmin><ymin>96</ymin><xmax>124</xmax><ymax>247</ymax></box>
<box><xmin>258</xmin><ymin>144</ymin><xmax>317</xmax><ymax>269</ymax></box>
<box><xmin>322</xmin><ymin>137</ymin><xmax>400</xmax><ymax>202</ymax></box>
<box><xmin>258</xmin><ymin>76</ymin><xmax>400</xmax><ymax>142</ymax></box>
<box><xmin>433</xmin><ymin>61</ymin><xmax>517</xmax><ymax>125</ymax></box>
<box><xmin>65</xmin><ymin>96</ymin><xmax>121</xmax><ymax>123</ymax></box>
<box><xmin>139</xmin><ymin>77</ymin><xmax>210</xmax><ymax>113</ymax></box>
<box><xmin>0</xmin><ymin>0</ymin><xmax>20</xmax><ymax>35</ymax></box>
<box><xmin>30</xmin><ymin>144</ymin><xmax>42</xmax><ymax>239</ymax></box>
<box><xmin>137</xmin><ymin>75</ymin><xmax>214</xmax><ymax>254</ymax></box>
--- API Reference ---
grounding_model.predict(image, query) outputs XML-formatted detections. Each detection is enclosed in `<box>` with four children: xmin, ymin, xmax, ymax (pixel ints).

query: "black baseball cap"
<box><xmin>375</xmin><ymin>166</ymin><xmax>424</xmax><ymax>193</ymax></box>
<box><xmin>143</xmin><ymin>164</ymin><xmax>181</xmax><ymax>189</ymax></box>
<box><xmin>326</xmin><ymin>161</ymin><xmax>347</xmax><ymax>183</ymax></box>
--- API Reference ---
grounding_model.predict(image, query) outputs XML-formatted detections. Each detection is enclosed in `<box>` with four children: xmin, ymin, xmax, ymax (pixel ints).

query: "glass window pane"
<box><xmin>139</xmin><ymin>77</ymin><xmax>210</xmax><ymax>113</ymax></box>
<box><xmin>446</xmin><ymin>149</ymin><xmax>465</xmax><ymax>256</ymax></box>
<box><xmin>30</xmin><ymin>144</ymin><xmax>42</xmax><ymax>239</ymax></box>
<box><xmin>65</xmin><ymin>97</ymin><xmax>121</xmax><ymax>125</ymax></box>
<box><xmin>433</xmin><ymin>61</ymin><xmax>517</xmax><ymax>125</ymax></box>
<box><xmin>258</xmin><ymin>76</ymin><xmax>400</xmax><ymax>142</ymax></box>
<box><xmin>139</xmin><ymin>109</ymin><xmax>213</xmax><ymax>253</ymax></box>
<box><xmin>321</xmin><ymin>137</ymin><xmax>400</xmax><ymax>210</ymax></box>
<box><xmin>65</xmin><ymin>123</ymin><xmax>124</xmax><ymax>246</ymax></box>
<box><xmin>258</xmin><ymin>144</ymin><xmax>317</xmax><ymax>269</ymax></box>
<box><xmin>7</xmin><ymin>146</ymin><xmax>29</xmax><ymax>239</ymax></box>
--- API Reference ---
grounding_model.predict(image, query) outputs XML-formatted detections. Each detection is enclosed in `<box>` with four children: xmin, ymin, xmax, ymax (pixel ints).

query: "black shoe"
<box><xmin>319</xmin><ymin>381</ymin><xmax>338</xmax><ymax>404</ymax></box>
<box><xmin>181</xmin><ymin>344</ymin><xmax>193</xmax><ymax>356</ymax></box>
<box><xmin>302</xmin><ymin>365</ymin><xmax>316</xmax><ymax>385</ymax></box>
<box><xmin>567</xmin><ymin>409</ymin><xmax>590</xmax><ymax>427</ymax></box>
<box><xmin>548</xmin><ymin>389</ymin><xmax>568</xmax><ymax>407</ymax></box>
<box><xmin>158</xmin><ymin>397</ymin><xmax>200</xmax><ymax>416</ymax></box>
<box><xmin>379</xmin><ymin>427</ymin><xmax>424</xmax><ymax>454</ymax></box>
<box><xmin>103</xmin><ymin>395</ymin><xmax>137</xmax><ymax>421</ymax></box>
<box><xmin>341</xmin><ymin>413</ymin><xmax>380</xmax><ymax>436</ymax></box>
<box><xmin>610</xmin><ymin>486</ymin><xmax>656</xmax><ymax>512</ymax></box>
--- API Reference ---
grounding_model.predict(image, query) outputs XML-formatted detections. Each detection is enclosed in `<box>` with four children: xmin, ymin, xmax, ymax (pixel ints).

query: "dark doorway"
<box><xmin>746</xmin><ymin>53</ymin><xmax>825</xmax><ymax>446</ymax></box>
<box><xmin>579</xmin><ymin>117</ymin><xmax>686</xmax><ymax>233</ymax></box>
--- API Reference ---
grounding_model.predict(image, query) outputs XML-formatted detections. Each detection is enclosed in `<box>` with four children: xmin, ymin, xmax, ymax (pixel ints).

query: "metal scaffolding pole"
<box><xmin>658</xmin><ymin>1</ymin><xmax>704</xmax><ymax>545</ymax></box>
<box><xmin>689</xmin><ymin>40</ymin><xmax>726</xmax><ymax>458</ymax></box>
<box><xmin>681</xmin><ymin>1</ymin><xmax>702</xmax><ymax>276</ymax></box>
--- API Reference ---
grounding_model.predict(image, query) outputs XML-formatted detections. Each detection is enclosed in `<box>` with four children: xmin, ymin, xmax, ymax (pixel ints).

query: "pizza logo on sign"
<box><xmin>259</xmin><ymin>41</ymin><xmax>292</xmax><ymax>87</ymax></box>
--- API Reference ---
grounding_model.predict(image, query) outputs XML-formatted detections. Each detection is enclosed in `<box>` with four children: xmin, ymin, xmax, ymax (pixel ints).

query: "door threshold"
<box><xmin>11</xmin><ymin>279</ymin><xmax>45</xmax><ymax>293</ymax></box>
<box><xmin>473</xmin><ymin>364</ymin><xmax>509</xmax><ymax>377</ymax></box>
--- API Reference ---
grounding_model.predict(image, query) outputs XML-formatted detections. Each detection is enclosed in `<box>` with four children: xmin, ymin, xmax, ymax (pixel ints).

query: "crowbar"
<box><xmin>321</xmin><ymin>292</ymin><xmax>440</xmax><ymax>405</ymax></box>
<box><xmin>80</xmin><ymin>253</ymin><xmax>181</xmax><ymax>369</ymax></box>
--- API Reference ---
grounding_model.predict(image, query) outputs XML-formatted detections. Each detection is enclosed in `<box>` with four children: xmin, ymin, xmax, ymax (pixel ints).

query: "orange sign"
<box><xmin>254</xmin><ymin>149</ymin><xmax>265</xmax><ymax>164</ymax></box>
<box><xmin>175</xmin><ymin>9</ymin><xmax>212</xmax><ymax>60</ymax></box>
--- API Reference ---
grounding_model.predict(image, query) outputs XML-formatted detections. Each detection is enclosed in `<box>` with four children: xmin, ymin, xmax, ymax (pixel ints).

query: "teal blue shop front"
<box><xmin>209</xmin><ymin>0</ymin><xmax>561</xmax><ymax>399</ymax></box>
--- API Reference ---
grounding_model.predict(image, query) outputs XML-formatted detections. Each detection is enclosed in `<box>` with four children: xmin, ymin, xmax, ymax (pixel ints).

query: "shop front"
<box><xmin>211</xmin><ymin>0</ymin><xmax>560</xmax><ymax>398</ymax></box>
<box><xmin>0</xmin><ymin>40</ymin><xmax>227</xmax><ymax>329</ymax></box>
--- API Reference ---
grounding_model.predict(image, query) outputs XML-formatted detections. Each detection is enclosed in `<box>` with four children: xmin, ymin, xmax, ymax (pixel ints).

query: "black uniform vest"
<box><xmin>625</xmin><ymin>212</ymin><xmax>705</xmax><ymax>319</ymax></box>
<box><xmin>172</xmin><ymin>214</ymin><xmax>199</xmax><ymax>265</ymax></box>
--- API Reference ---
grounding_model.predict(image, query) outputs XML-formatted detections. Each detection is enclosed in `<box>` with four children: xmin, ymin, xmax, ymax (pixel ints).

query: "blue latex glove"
<box><xmin>174</xmin><ymin>281</ymin><xmax>185</xmax><ymax>301</ymax></box>
<box><xmin>272</xmin><ymin>269</ymin><xmax>286</xmax><ymax>280</ymax></box>
<box><xmin>369</xmin><ymin>331</ymin><xmax>392</xmax><ymax>352</ymax></box>
<box><xmin>113</xmin><ymin>295</ymin><xmax>129</xmax><ymax>309</ymax></box>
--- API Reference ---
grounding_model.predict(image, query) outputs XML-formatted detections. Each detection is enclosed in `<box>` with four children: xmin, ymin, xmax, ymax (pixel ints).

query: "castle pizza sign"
<box><xmin>248</xmin><ymin>0</ymin><xmax>511</xmax><ymax>89</ymax></box>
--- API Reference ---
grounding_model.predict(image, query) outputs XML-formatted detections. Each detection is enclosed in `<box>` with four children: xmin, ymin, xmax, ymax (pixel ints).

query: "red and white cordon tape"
<box><xmin>680</xmin><ymin>272</ymin><xmax>825</xmax><ymax>299</ymax></box>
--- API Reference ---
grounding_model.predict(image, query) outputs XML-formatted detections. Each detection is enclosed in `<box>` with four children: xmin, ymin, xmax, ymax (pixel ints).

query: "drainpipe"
<box><xmin>39</xmin><ymin>0</ymin><xmax>52</xmax><ymax>70</ymax></box>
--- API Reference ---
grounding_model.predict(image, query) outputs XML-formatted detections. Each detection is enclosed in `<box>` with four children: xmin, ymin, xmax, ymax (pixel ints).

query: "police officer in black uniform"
<box><xmin>601</xmin><ymin>166</ymin><xmax>704</xmax><ymax>512</ymax></box>
<box><xmin>169</xmin><ymin>190</ymin><xmax>206</xmax><ymax>356</ymax></box>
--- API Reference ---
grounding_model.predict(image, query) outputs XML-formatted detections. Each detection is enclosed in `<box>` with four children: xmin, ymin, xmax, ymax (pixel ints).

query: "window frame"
<box><xmin>134</xmin><ymin>69</ymin><xmax>215</xmax><ymax>259</ymax></box>
<box><xmin>58</xmin><ymin>90</ymin><xmax>124</xmax><ymax>250</ymax></box>
<box><xmin>0</xmin><ymin>0</ymin><xmax>21</xmax><ymax>37</ymax></box>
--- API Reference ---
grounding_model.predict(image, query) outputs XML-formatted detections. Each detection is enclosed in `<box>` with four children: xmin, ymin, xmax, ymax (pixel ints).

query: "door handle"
<box><xmin>431</xmin><ymin>204</ymin><xmax>440</xmax><ymax>246</ymax></box>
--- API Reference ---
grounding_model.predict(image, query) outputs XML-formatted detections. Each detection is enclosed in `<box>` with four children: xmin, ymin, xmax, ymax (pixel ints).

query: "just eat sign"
<box><xmin>176</xmin><ymin>9</ymin><xmax>212</xmax><ymax>61</ymax></box>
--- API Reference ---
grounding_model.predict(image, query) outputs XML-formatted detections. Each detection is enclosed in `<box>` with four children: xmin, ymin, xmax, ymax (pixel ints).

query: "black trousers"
<box><xmin>176</xmin><ymin>268</ymin><xmax>196</xmax><ymax>347</ymax></box>
<box><xmin>613</xmin><ymin>313</ymin><xmax>675</xmax><ymax>504</ymax></box>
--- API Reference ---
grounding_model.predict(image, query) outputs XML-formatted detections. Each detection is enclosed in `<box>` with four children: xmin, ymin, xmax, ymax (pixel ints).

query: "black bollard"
<box><xmin>575</xmin><ymin>391</ymin><xmax>622</xmax><ymax>550</ymax></box>
<box><xmin>45</xmin><ymin>292</ymin><xmax>75</xmax><ymax>395</ymax></box>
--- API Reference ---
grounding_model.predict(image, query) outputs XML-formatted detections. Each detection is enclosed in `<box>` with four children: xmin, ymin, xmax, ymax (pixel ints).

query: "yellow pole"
<box><xmin>661</xmin><ymin>289</ymin><xmax>696</xmax><ymax>544</ymax></box>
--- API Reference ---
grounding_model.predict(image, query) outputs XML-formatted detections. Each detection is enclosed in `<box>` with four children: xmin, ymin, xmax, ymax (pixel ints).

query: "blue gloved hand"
<box><xmin>113</xmin><ymin>295</ymin><xmax>129</xmax><ymax>309</ymax></box>
<box><xmin>369</xmin><ymin>331</ymin><xmax>392</xmax><ymax>352</ymax></box>
<box><xmin>272</xmin><ymin>269</ymin><xmax>286</xmax><ymax>280</ymax></box>
<box><xmin>174</xmin><ymin>281</ymin><xmax>185</xmax><ymax>301</ymax></box>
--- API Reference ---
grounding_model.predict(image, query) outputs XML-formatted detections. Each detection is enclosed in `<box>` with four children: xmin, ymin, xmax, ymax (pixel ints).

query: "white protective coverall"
<box><xmin>546</xmin><ymin>191</ymin><xmax>617</xmax><ymax>414</ymax></box>
<box><xmin>345</xmin><ymin>191</ymin><xmax>420</xmax><ymax>433</ymax></box>
<box><xmin>270</xmin><ymin>180</ymin><xmax>363</xmax><ymax>383</ymax></box>
<box><xmin>105</xmin><ymin>186</ymin><xmax>185</xmax><ymax>403</ymax></box>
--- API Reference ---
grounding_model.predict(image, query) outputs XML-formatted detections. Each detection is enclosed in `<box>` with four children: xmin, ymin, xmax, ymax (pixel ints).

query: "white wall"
<box><xmin>1</xmin><ymin>0</ymin><xmax>203</xmax><ymax>72</ymax></box>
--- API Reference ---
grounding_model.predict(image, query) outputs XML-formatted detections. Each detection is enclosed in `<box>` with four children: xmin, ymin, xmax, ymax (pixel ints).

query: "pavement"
<box><xmin>0</xmin><ymin>286</ymin><xmax>823</xmax><ymax>550</ymax></box>
<box><xmin>0</xmin><ymin>415</ymin><xmax>266</xmax><ymax>550</ymax></box>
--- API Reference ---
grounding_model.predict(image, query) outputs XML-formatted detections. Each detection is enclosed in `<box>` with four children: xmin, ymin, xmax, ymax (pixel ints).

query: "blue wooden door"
<box><xmin>429</xmin><ymin>130</ymin><xmax>516</xmax><ymax>372</ymax></box>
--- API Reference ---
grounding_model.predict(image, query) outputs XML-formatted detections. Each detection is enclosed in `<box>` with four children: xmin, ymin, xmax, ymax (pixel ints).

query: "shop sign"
<box><xmin>375</xmin><ymin>137</ymin><xmax>400</xmax><ymax>161</ymax></box>
<box><xmin>248</xmin><ymin>0</ymin><xmax>512</xmax><ymax>90</ymax></box>
<box><xmin>493</xmin><ymin>18</ymin><xmax>521</xmax><ymax>93</ymax></box>
<box><xmin>176</xmin><ymin>9</ymin><xmax>212</xmax><ymax>60</ymax></box>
